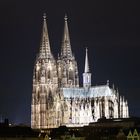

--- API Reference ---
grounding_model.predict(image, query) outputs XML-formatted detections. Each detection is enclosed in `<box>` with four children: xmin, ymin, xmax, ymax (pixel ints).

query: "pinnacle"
<box><xmin>84</xmin><ymin>47</ymin><xmax>90</xmax><ymax>73</ymax></box>
<box><xmin>64</xmin><ymin>14</ymin><xmax>68</xmax><ymax>21</ymax></box>
<box><xmin>43</xmin><ymin>13</ymin><xmax>46</xmax><ymax>21</ymax></box>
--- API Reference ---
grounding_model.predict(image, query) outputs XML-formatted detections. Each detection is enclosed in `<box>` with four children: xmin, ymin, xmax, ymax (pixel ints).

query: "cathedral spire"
<box><xmin>61</xmin><ymin>14</ymin><xmax>72</xmax><ymax>58</ymax></box>
<box><xmin>83</xmin><ymin>48</ymin><xmax>91</xmax><ymax>89</ymax></box>
<box><xmin>39</xmin><ymin>13</ymin><xmax>52</xmax><ymax>59</ymax></box>
<box><xmin>84</xmin><ymin>48</ymin><xmax>90</xmax><ymax>73</ymax></box>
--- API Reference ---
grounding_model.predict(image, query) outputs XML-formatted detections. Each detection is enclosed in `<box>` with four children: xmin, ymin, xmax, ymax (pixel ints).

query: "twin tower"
<box><xmin>33</xmin><ymin>14</ymin><xmax>91</xmax><ymax>90</ymax></box>
<box><xmin>31</xmin><ymin>15</ymin><xmax>91</xmax><ymax>128</ymax></box>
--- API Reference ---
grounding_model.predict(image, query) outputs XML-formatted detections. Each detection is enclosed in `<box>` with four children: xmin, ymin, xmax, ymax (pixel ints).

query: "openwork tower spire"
<box><xmin>84</xmin><ymin>48</ymin><xmax>90</xmax><ymax>73</ymax></box>
<box><xmin>39</xmin><ymin>13</ymin><xmax>52</xmax><ymax>59</ymax></box>
<box><xmin>61</xmin><ymin>14</ymin><xmax>72</xmax><ymax>58</ymax></box>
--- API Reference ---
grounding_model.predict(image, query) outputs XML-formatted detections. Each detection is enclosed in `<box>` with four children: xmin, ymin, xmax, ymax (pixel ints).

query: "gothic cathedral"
<box><xmin>31</xmin><ymin>15</ymin><xmax>129</xmax><ymax>129</ymax></box>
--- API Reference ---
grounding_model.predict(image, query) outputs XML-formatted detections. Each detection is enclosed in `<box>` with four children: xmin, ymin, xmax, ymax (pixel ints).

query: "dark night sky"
<box><xmin>0</xmin><ymin>0</ymin><xmax>140</xmax><ymax>125</ymax></box>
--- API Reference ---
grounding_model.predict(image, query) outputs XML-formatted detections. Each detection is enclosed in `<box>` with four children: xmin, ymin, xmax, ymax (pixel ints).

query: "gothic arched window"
<box><xmin>48</xmin><ymin>90</ymin><xmax>54</xmax><ymax>108</ymax></box>
<box><xmin>48</xmin><ymin>70</ymin><xmax>51</xmax><ymax>79</ymax></box>
<box><xmin>69</xmin><ymin>70</ymin><xmax>73</xmax><ymax>80</ymax></box>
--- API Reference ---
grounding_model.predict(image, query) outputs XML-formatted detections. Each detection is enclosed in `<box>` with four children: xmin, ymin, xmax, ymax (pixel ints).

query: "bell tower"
<box><xmin>31</xmin><ymin>14</ymin><xmax>59</xmax><ymax>129</ymax></box>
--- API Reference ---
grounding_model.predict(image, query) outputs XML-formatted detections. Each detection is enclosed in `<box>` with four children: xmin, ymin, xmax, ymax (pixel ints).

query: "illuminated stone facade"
<box><xmin>31</xmin><ymin>15</ymin><xmax>129</xmax><ymax>129</ymax></box>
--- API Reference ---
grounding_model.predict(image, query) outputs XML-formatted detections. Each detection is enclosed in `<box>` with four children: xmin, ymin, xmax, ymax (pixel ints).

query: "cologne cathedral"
<box><xmin>31</xmin><ymin>15</ymin><xmax>129</xmax><ymax>129</ymax></box>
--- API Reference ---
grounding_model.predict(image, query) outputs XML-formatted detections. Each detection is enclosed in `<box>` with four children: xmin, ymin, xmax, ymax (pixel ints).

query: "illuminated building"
<box><xmin>31</xmin><ymin>14</ymin><xmax>129</xmax><ymax>129</ymax></box>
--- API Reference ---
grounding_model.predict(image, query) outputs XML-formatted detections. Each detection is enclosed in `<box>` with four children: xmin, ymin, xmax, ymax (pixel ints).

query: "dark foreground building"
<box><xmin>0</xmin><ymin>119</ymin><xmax>49</xmax><ymax>140</ymax></box>
<box><xmin>49</xmin><ymin>117</ymin><xmax>140</xmax><ymax>140</ymax></box>
<box><xmin>84</xmin><ymin>117</ymin><xmax>140</xmax><ymax>140</ymax></box>
<box><xmin>1</xmin><ymin>118</ymin><xmax>140</xmax><ymax>140</ymax></box>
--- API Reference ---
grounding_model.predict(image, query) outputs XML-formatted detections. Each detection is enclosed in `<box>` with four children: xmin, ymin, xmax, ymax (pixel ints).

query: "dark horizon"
<box><xmin>0</xmin><ymin>0</ymin><xmax>140</xmax><ymax>125</ymax></box>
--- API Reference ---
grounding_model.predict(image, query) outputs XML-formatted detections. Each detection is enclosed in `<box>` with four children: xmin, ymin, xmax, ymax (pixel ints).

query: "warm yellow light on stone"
<box><xmin>36</xmin><ymin>64</ymin><xmax>40</xmax><ymax>71</ymax></box>
<box><xmin>31</xmin><ymin>15</ymin><xmax>129</xmax><ymax>129</ymax></box>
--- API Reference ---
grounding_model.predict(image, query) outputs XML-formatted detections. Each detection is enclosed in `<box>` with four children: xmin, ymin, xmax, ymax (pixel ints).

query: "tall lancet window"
<box><xmin>109</xmin><ymin>100</ymin><xmax>114</xmax><ymax>118</ymax></box>
<box><xmin>48</xmin><ymin>70</ymin><xmax>51</xmax><ymax>79</ymax></box>
<box><xmin>69</xmin><ymin>70</ymin><xmax>73</xmax><ymax>80</ymax></box>
<box><xmin>69</xmin><ymin>62</ymin><xmax>74</xmax><ymax>80</ymax></box>
<box><xmin>47</xmin><ymin>60</ymin><xmax>52</xmax><ymax>79</ymax></box>
<box><xmin>58</xmin><ymin>64</ymin><xmax>62</xmax><ymax>79</ymax></box>
<box><xmin>48</xmin><ymin>90</ymin><xmax>53</xmax><ymax>108</ymax></box>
